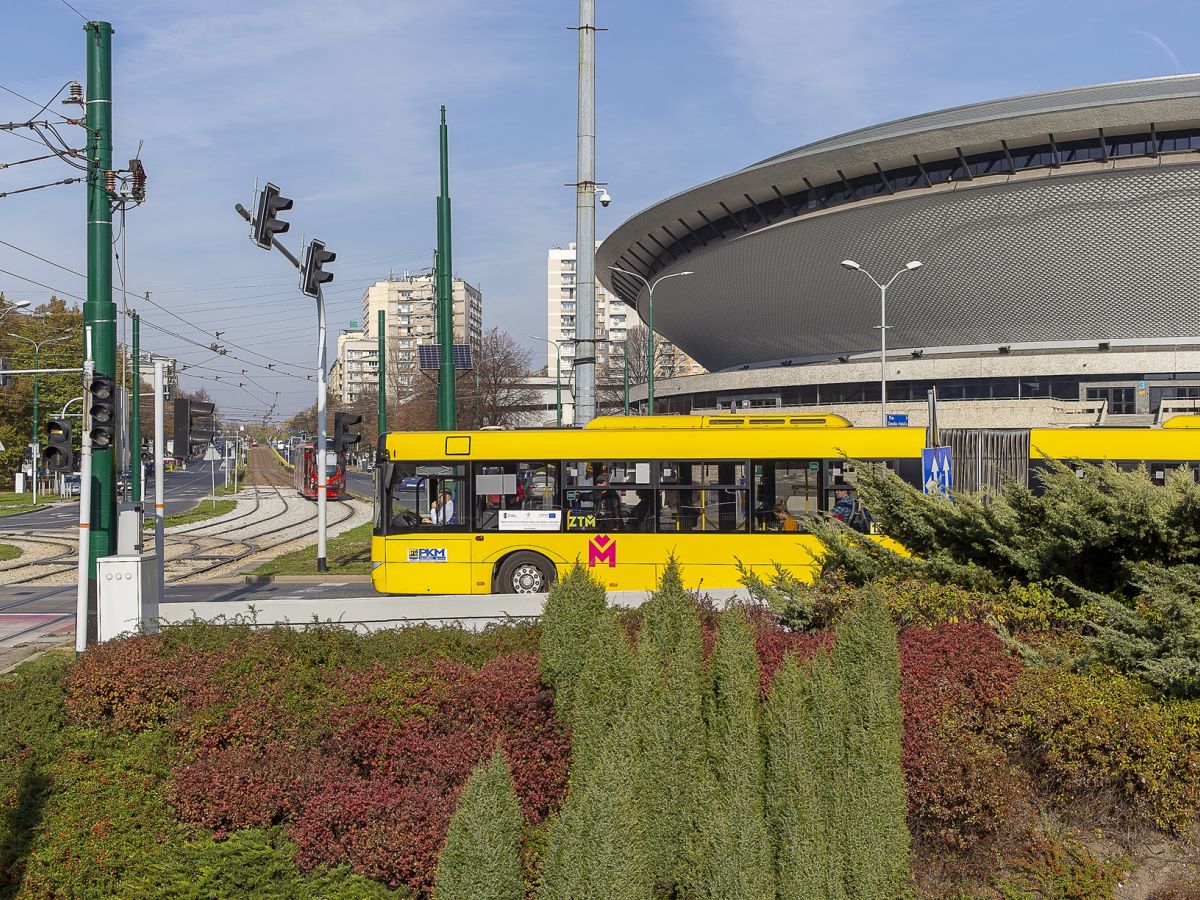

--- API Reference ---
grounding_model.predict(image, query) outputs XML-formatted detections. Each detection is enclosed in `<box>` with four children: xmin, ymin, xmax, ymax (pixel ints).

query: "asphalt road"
<box><xmin>0</xmin><ymin>462</ymin><xmax>226</xmax><ymax>533</ymax></box>
<box><xmin>344</xmin><ymin>468</ymin><xmax>373</xmax><ymax>500</ymax></box>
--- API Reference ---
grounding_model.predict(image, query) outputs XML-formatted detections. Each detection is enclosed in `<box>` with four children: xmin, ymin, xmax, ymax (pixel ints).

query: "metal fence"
<box><xmin>943</xmin><ymin>429</ymin><xmax>1031</xmax><ymax>496</ymax></box>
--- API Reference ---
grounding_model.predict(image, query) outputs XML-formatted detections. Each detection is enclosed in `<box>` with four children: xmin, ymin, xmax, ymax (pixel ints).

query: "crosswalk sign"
<box><xmin>922</xmin><ymin>446</ymin><xmax>952</xmax><ymax>497</ymax></box>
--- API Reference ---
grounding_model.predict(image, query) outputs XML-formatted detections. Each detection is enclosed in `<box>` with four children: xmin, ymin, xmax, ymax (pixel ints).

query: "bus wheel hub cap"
<box><xmin>514</xmin><ymin>566</ymin><xmax>541</xmax><ymax>592</ymax></box>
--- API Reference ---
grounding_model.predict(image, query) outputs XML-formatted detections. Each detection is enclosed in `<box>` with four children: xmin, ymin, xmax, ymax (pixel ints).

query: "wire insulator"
<box><xmin>68</xmin><ymin>82</ymin><xmax>83</xmax><ymax>103</ymax></box>
<box><xmin>104</xmin><ymin>169</ymin><xmax>116</xmax><ymax>194</ymax></box>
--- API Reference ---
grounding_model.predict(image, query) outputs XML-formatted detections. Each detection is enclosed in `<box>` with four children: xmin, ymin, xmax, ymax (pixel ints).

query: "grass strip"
<box><xmin>0</xmin><ymin>542</ymin><xmax>22</xmax><ymax>561</ymax></box>
<box><xmin>145</xmin><ymin>498</ymin><xmax>238</xmax><ymax>530</ymax></box>
<box><xmin>251</xmin><ymin>520</ymin><xmax>372</xmax><ymax>576</ymax></box>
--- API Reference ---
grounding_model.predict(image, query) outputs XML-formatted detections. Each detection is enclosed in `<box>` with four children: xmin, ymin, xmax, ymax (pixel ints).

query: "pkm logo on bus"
<box><xmin>588</xmin><ymin>535</ymin><xmax>616</xmax><ymax>568</ymax></box>
<box><xmin>408</xmin><ymin>547</ymin><xmax>447</xmax><ymax>563</ymax></box>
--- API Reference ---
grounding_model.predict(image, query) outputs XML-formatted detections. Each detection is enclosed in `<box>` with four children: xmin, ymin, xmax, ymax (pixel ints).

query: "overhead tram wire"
<box><xmin>0</xmin><ymin>240</ymin><xmax>315</xmax><ymax>377</ymax></box>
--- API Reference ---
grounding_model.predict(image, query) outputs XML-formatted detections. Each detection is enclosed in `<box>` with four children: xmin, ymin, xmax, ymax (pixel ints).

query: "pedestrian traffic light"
<box><xmin>300</xmin><ymin>239</ymin><xmax>335</xmax><ymax>298</ymax></box>
<box><xmin>88</xmin><ymin>373</ymin><xmax>117</xmax><ymax>451</ymax></box>
<box><xmin>253</xmin><ymin>182</ymin><xmax>292</xmax><ymax>250</ymax></box>
<box><xmin>43</xmin><ymin>419</ymin><xmax>74</xmax><ymax>472</ymax></box>
<box><xmin>333</xmin><ymin>412</ymin><xmax>361</xmax><ymax>455</ymax></box>
<box><xmin>173</xmin><ymin>398</ymin><xmax>216</xmax><ymax>457</ymax></box>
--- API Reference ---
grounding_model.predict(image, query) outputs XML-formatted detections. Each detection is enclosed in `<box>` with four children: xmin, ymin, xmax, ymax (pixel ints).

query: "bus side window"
<box><xmin>657</xmin><ymin>461</ymin><xmax>747</xmax><ymax>533</ymax></box>
<box><xmin>752</xmin><ymin>460</ymin><xmax>821</xmax><ymax>533</ymax></box>
<box><xmin>473</xmin><ymin>461</ymin><xmax>560</xmax><ymax>531</ymax></box>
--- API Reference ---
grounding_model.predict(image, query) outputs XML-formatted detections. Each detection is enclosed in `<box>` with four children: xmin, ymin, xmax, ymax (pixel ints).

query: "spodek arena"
<box><xmin>596</xmin><ymin>75</ymin><xmax>1200</xmax><ymax>427</ymax></box>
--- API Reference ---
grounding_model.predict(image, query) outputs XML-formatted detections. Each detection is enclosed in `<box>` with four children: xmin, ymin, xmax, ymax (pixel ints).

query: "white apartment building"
<box><xmin>329</xmin><ymin>328</ymin><xmax>378</xmax><ymax>404</ymax></box>
<box><xmin>546</xmin><ymin>243</ymin><xmax>704</xmax><ymax>392</ymax></box>
<box><xmin>361</xmin><ymin>273</ymin><xmax>483</xmax><ymax>392</ymax></box>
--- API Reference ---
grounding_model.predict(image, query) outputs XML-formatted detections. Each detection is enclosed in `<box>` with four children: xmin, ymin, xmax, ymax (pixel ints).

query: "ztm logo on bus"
<box><xmin>588</xmin><ymin>535</ymin><xmax>616</xmax><ymax>568</ymax></box>
<box><xmin>408</xmin><ymin>548</ymin><xmax>447</xmax><ymax>563</ymax></box>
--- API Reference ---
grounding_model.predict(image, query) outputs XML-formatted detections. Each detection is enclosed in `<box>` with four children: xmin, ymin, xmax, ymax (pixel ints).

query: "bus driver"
<box><xmin>424</xmin><ymin>489</ymin><xmax>455</xmax><ymax>525</ymax></box>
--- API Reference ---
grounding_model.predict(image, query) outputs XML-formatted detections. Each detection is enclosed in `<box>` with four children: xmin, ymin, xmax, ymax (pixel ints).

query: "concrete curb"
<box><xmin>0</xmin><ymin>640</ymin><xmax>73</xmax><ymax>677</ymax></box>
<box><xmin>203</xmin><ymin>574</ymin><xmax>375</xmax><ymax>585</ymax></box>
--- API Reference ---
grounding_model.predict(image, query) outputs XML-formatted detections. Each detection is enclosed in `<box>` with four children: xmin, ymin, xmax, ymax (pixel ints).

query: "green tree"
<box><xmin>764</xmin><ymin>653</ymin><xmax>845</xmax><ymax>900</ymax></box>
<box><xmin>434</xmin><ymin>746</ymin><xmax>524</xmax><ymax>900</ymax></box>
<box><xmin>566</xmin><ymin>608</ymin><xmax>633</xmax><ymax>787</ymax></box>
<box><xmin>831</xmin><ymin>593</ymin><xmax>910</xmax><ymax>897</ymax></box>
<box><xmin>0</xmin><ymin>297</ymin><xmax>85</xmax><ymax>488</ymax></box>
<box><xmin>698</xmin><ymin>606</ymin><xmax>774</xmax><ymax>900</ymax></box>
<box><xmin>538</xmin><ymin>562</ymin><xmax>607</xmax><ymax>719</ymax></box>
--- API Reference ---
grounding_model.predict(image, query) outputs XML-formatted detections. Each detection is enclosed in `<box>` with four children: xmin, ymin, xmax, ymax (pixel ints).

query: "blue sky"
<box><xmin>2</xmin><ymin>0</ymin><xmax>1198</xmax><ymax>419</ymax></box>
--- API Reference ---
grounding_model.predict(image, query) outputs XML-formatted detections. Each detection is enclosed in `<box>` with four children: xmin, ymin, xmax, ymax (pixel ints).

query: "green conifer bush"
<box><xmin>699</xmin><ymin>606</ymin><xmax>774</xmax><ymax>900</ymax></box>
<box><xmin>832</xmin><ymin>593</ymin><xmax>910</xmax><ymax>897</ymax></box>
<box><xmin>538</xmin><ymin>562</ymin><xmax>607</xmax><ymax>716</ymax></box>
<box><xmin>627</xmin><ymin>559</ymin><xmax>709</xmax><ymax>892</ymax></box>
<box><xmin>434</xmin><ymin>746</ymin><xmax>524</xmax><ymax>900</ymax></box>
<box><xmin>541</xmin><ymin>717</ymin><xmax>653</xmax><ymax>900</ymax></box>
<box><xmin>764</xmin><ymin>654</ymin><xmax>845</xmax><ymax>900</ymax></box>
<box><xmin>565</xmin><ymin>608</ymin><xmax>633</xmax><ymax>787</ymax></box>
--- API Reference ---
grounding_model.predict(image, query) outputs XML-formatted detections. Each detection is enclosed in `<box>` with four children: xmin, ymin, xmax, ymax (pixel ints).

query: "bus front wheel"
<box><xmin>495</xmin><ymin>552</ymin><xmax>556</xmax><ymax>594</ymax></box>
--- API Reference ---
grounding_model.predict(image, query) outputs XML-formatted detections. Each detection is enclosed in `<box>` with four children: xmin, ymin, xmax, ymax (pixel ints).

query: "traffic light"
<box><xmin>43</xmin><ymin>419</ymin><xmax>73</xmax><ymax>472</ymax></box>
<box><xmin>333</xmin><ymin>412</ymin><xmax>361</xmax><ymax>455</ymax></box>
<box><xmin>253</xmin><ymin>182</ymin><xmax>292</xmax><ymax>250</ymax></box>
<box><xmin>88</xmin><ymin>373</ymin><xmax>117</xmax><ymax>451</ymax></box>
<box><xmin>300</xmin><ymin>239</ymin><xmax>335</xmax><ymax>298</ymax></box>
<box><xmin>173</xmin><ymin>398</ymin><xmax>216</xmax><ymax>457</ymax></box>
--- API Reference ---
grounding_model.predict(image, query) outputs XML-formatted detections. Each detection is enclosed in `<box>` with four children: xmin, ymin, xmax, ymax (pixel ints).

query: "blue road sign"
<box><xmin>886</xmin><ymin>413</ymin><xmax>909</xmax><ymax>427</ymax></box>
<box><xmin>922</xmin><ymin>446</ymin><xmax>953</xmax><ymax>496</ymax></box>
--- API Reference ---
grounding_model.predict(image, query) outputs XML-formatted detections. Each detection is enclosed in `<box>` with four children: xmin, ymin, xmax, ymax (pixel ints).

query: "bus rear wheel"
<box><xmin>496</xmin><ymin>553</ymin><xmax>556</xmax><ymax>594</ymax></box>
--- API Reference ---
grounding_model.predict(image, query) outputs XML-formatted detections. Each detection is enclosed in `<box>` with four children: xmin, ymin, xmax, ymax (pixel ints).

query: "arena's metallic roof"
<box><xmin>596</xmin><ymin>76</ymin><xmax>1200</xmax><ymax>371</ymax></box>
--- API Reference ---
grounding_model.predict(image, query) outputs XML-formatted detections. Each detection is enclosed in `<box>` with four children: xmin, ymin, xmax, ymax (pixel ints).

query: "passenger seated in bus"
<box><xmin>772</xmin><ymin>500</ymin><xmax>799</xmax><ymax>532</ymax></box>
<box><xmin>423</xmin><ymin>489</ymin><xmax>455</xmax><ymax>525</ymax></box>
<box><xmin>830</xmin><ymin>488</ymin><xmax>872</xmax><ymax>533</ymax></box>
<box><xmin>629</xmin><ymin>489</ymin><xmax>654</xmax><ymax>532</ymax></box>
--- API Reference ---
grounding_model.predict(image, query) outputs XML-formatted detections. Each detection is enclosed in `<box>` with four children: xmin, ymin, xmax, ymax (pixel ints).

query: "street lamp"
<box><xmin>0</xmin><ymin>298</ymin><xmax>31</xmax><ymax>320</ymax></box>
<box><xmin>607</xmin><ymin>266</ymin><xmax>693</xmax><ymax>413</ymax></box>
<box><xmin>531</xmin><ymin>336</ymin><xmax>565</xmax><ymax>428</ymax></box>
<box><xmin>8</xmin><ymin>330</ymin><xmax>72</xmax><ymax>502</ymax></box>
<box><xmin>839</xmin><ymin>259</ymin><xmax>924</xmax><ymax>426</ymax></box>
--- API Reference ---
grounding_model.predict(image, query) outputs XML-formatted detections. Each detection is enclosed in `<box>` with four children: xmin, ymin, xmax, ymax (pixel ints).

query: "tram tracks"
<box><xmin>0</xmin><ymin>448</ymin><xmax>366</xmax><ymax>586</ymax></box>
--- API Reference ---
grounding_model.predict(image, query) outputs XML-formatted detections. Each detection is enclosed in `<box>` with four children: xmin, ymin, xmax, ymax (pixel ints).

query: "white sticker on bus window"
<box><xmin>635</xmin><ymin>462</ymin><xmax>650</xmax><ymax>483</ymax></box>
<box><xmin>499</xmin><ymin>509</ymin><xmax>561</xmax><ymax>531</ymax></box>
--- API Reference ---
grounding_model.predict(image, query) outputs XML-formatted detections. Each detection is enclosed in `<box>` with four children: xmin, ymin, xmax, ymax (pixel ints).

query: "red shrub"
<box><xmin>898</xmin><ymin>623</ymin><xmax>1028</xmax><ymax>854</ymax></box>
<box><xmin>291</xmin><ymin>776</ymin><xmax>459</xmax><ymax>894</ymax></box>
<box><xmin>159</xmin><ymin>650</ymin><xmax>568</xmax><ymax>896</ymax></box>
<box><xmin>64</xmin><ymin>634</ymin><xmax>226</xmax><ymax>731</ymax></box>
<box><xmin>170</xmin><ymin>742</ymin><xmax>333</xmax><ymax>836</ymax></box>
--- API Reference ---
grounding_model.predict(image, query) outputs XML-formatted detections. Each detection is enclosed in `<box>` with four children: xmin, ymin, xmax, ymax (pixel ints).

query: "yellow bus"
<box><xmin>370</xmin><ymin>414</ymin><xmax>1200</xmax><ymax>595</ymax></box>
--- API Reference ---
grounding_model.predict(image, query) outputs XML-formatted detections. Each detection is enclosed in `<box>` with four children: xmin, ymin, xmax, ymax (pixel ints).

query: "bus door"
<box><xmin>383</xmin><ymin>463</ymin><xmax>472</xmax><ymax>594</ymax></box>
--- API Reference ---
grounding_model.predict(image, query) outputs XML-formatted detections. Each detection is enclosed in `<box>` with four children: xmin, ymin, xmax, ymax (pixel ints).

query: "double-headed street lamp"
<box><xmin>839</xmin><ymin>259</ymin><xmax>925</xmax><ymax>427</ymax></box>
<box><xmin>607</xmin><ymin>266</ymin><xmax>693</xmax><ymax>413</ymax></box>
<box><xmin>8</xmin><ymin>331</ymin><xmax>72</xmax><ymax>502</ymax></box>
<box><xmin>531</xmin><ymin>336</ymin><xmax>566</xmax><ymax>428</ymax></box>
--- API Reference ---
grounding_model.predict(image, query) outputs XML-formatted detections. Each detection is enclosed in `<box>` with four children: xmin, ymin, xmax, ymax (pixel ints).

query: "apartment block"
<box><xmin>360</xmin><ymin>273</ymin><xmax>483</xmax><ymax>392</ymax></box>
<box><xmin>330</xmin><ymin>328</ymin><xmax>378</xmax><ymax>404</ymax></box>
<box><xmin>546</xmin><ymin>243</ymin><xmax>705</xmax><ymax>389</ymax></box>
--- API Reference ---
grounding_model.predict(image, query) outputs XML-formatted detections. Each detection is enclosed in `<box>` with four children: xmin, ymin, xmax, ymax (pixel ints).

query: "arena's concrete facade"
<box><xmin>597</xmin><ymin>76</ymin><xmax>1200</xmax><ymax>424</ymax></box>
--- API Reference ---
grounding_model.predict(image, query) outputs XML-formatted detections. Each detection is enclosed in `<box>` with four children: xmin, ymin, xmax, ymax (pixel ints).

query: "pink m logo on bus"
<box><xmin>588</xmin><ymin>534</ymin><xmax>616</xmax><ymax>568</ymax></box>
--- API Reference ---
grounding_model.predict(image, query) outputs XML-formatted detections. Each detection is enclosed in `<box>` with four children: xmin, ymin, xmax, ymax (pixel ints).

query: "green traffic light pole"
<box><xmin>8</xmin><ymin>332</ymin><xmax>71</xmax><ymax>504</ymax></box>
<box><xmin>436</xmin><ymin>106</ymin><xmax>456</xmax><ymax>430</ymax></box>
<box><xmin>84</xmin><ymin>20</ymin><xmax>117</xmax><ymax>646</ymax></box>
